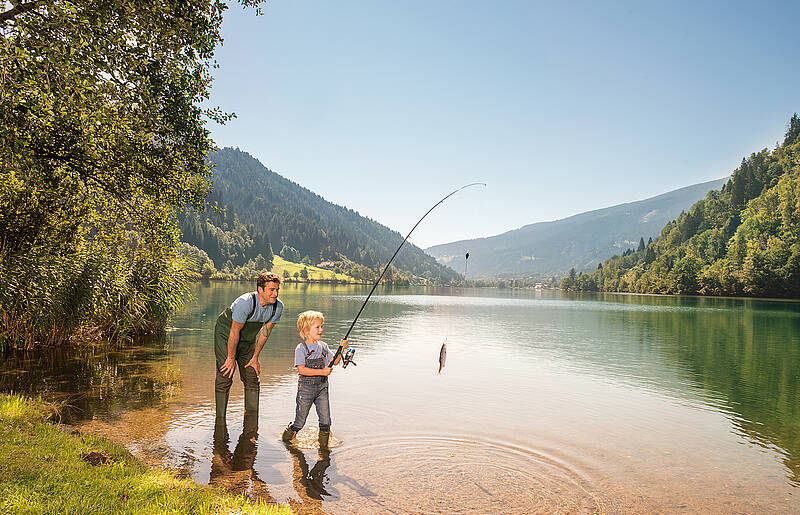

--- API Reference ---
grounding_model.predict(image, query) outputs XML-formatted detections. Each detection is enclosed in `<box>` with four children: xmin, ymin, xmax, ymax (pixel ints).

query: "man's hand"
<box><xmin>245</xmin><ymin>356</ymin><xmax>261</xmax><ymax>376</ymax></box>
<box><xmin>220</xmin><ymin>356</ymin><xmax>236</xmax><ymax>378</ymax></box>
<box><xmin>223</xmin><ymin>321</ymin><xmax>243</xmax><ymax>378</ymax></box>
<box><xmin>322</xmin><ymin>367</ymin><xmax>333</xmax><ymax>376</ymax></box>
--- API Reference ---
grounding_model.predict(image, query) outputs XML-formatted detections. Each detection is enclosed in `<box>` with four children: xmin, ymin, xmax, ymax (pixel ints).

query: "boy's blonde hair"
<box><xmin>297</xmin><ymin>310</ymin><xmax>324</xmax><ymax>337</ymax></box>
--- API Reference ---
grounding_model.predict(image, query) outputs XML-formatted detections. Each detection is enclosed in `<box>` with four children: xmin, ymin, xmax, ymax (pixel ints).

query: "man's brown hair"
<box><xmin>257</xmin><ymin>272</ymin><xmax>281</xmax><ymax>289</ymax></box>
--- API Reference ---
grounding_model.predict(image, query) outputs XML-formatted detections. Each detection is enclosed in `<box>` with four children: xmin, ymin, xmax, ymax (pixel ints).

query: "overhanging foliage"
<box><xmin>0</xmin><ymin>0</ymin><xmax>263</xmax><ymax>348</ymax></box>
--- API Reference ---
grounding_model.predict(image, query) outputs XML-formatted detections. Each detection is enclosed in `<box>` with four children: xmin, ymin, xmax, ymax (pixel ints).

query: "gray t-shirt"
<box><xmin>230</xmin><ymin>292</ymin><xmax>283</xmax><ymax>324</ymax></box>
<box><xmin>294</xmin><ymin>341</ymin><xmax>332</xmax><ymax>368</ymax></box>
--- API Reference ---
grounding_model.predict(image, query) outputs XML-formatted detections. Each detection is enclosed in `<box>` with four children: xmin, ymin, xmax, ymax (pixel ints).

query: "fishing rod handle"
<box><xmin>329</xmin><ymin>347</ymin><xmax>342</xmax><ymax>368</ymax></box>
<box><xmin>328</xmin><ymin>338</ymin><xmax>348</xmax><ymax>367</ymax></box>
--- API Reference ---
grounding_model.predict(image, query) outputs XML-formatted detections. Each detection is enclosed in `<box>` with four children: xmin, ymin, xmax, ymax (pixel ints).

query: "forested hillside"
<box><xmin>178</xmin><ymin>148</ymin><xmax>459</xmax><ymax>284</ymax></box>
<box><xmin>179</xmin><ymin>190</ymin><xmax>275</xmax><ymax>279</ymax></box>
<box><xmin>564</xmin><ymin>115</ymin><xmax>800</xmax><ymax>297</ymax></box>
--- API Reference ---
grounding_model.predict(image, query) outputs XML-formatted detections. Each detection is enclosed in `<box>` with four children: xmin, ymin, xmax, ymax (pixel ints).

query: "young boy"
<box><xmin>282</xmin><ymin>310</ymin><xmax>347</xmax><ymax>449</ymax></box>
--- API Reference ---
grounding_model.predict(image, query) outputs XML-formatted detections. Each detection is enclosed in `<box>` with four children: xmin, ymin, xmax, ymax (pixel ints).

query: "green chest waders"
<box><xmin>214</xmin><ymin>294</ymin><xmax>276</xmax><ymax>419</ymax></box>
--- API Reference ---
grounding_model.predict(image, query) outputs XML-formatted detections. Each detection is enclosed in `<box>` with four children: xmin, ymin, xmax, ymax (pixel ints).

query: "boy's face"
<box><xmin>305</xmin><ymin>319</ymin><xmax>324</xmax><ymax>342</ymax></box>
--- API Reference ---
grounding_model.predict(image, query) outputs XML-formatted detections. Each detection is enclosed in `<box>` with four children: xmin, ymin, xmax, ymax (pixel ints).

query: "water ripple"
<box><xmin>330</xmin><ymin>432</ymin><xmax>603</xmax><ymax>514</ymax></box>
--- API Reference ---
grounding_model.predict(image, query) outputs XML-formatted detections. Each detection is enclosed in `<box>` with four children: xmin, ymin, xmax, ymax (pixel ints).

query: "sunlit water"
<box><xmin>3</xmin><ymin>282</ymin><xmax>800</xmax><ymax>513</ymax></box>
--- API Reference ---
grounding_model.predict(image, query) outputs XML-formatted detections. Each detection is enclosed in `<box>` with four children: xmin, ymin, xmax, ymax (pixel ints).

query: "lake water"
<box><xmin>3</xmin><ymin>282</ymin><xmax>800</xmax><ymax>513</ymax></box>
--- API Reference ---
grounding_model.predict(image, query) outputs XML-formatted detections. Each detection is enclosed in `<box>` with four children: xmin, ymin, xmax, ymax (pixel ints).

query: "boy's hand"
<box><xmin>245</xmin><ymin>356</ymin><xmax>260</xmax><ymax>376</ymax></box>
<box><xmin>220</xmin><ymin>356</ymin><xmax>236</xmax><ymax>378</ymax></box>
<box><xmin>322</xmin><ymin>367</ymin><xmax>333</xmax><ymax>376</ymax></box>
<box><xmin>340</xmin><ymin>339</ymin><xmax>348</xmax><ymax>349</ymax></box>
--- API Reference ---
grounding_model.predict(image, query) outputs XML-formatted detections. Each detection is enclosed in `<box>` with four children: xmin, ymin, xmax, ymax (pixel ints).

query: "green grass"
<box><xmin>0</xmin><ymin>393</ymin><xmax>291</xmax><ymax>515</ymax></box>
<box><xmin>271</xmin><ymin>256</ymin><xmax>360</xmax><ymax>283</ymax></box>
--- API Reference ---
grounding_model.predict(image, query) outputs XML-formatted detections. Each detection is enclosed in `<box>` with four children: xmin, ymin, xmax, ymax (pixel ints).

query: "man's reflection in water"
<box><xmin>210</xmin><ymin>412</ymin><xmax>276</xmax><ymax>503</ymax></box>
<box><xmin>284</xmin><ymin>441</ymin><xmax>338</xmax><ymax>514</ymax></box>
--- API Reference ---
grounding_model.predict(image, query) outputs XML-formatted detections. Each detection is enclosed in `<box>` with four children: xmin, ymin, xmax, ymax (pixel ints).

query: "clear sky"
<box><xmin>207</xmin><ymin>0</ymin><xmax>800</xmax><ymax>249</ymax></box>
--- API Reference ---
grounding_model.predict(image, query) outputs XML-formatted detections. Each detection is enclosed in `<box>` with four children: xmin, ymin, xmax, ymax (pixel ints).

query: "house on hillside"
<box><xmin>317</xmin><ymin>260</ymin><xmax>335</xmax><ymax>269</ymax></box>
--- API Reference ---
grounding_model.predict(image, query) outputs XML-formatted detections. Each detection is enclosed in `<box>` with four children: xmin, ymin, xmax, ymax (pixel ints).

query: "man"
<box><xmin>214</xmin><ymin>272</ymin><xmax>283</xmax><ymax>420</ymax></box>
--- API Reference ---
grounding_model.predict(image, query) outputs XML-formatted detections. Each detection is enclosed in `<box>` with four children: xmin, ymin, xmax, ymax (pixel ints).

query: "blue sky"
<box><xmin>208</xmin><ymin>1</ymin><xmax>800</xmax><ymax>249</ymax></box>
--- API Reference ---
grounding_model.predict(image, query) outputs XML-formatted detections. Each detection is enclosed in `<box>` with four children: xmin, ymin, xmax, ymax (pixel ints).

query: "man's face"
<box><xmin>258</xmin><ymin>281</ymin><xmax>280</xmax><ymax>306</ymax></box>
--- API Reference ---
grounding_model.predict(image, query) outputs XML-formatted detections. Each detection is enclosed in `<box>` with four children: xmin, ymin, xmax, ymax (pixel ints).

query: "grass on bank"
<box><xmin>0</xmin><ymin>393</ymin><xmax>290</xmax><ymax>515</ymax></box>
<box><xmin>270</xmin><ymin>256</ymin><xmax>360</xmax><ymax>283</ymax></box>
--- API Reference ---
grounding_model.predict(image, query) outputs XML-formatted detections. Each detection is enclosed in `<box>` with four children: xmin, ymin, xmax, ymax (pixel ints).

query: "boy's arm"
<box><xmin>245</xmin><ymin>322</ymin><xmax>276</xmax><ymax>376</ymax></box>
<box><xmin>297</xmin><ymin>365</ymin><xmax>332</xmax><ymax>376</ymax></box>
<box><xmin>220</xmin><ymin>321</ymin><xmax>244</xmax><ymax>378</ymax></box>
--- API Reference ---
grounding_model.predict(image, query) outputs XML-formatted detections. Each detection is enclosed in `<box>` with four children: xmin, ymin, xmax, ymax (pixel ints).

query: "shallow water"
<box><xmin>3</xmin><ymin>282</ymin><xmax>800</xmax><ymax>513</ymax></box>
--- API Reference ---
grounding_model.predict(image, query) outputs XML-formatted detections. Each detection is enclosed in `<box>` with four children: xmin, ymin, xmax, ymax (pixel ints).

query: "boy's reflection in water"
<box><xmin>210</xmin><ymin>413</ymin><xmax>277</xmax><ymax>503</ymax></box>
<box><xmin>284</xmin><ymin>440</ymin><xmax>338</xmax><ymax>514</ymax></box>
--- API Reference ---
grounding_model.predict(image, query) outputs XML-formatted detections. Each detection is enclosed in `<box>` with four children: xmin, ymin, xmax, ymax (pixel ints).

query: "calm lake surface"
<box><xmin>3</xmin><ymin>282</ymin><xmax>800</xmax><ymax>513</ymax></box>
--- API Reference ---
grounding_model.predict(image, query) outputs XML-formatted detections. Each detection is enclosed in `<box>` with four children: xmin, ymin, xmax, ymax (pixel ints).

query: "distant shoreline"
<box><xmin>188</xmin><ymin>276</ymin><xmax>373</xmax><ymax>286</ymax></box>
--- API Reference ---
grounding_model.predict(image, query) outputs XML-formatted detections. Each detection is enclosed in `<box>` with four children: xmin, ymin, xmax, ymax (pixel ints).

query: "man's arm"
<box><xmin>220</xmin><ymin>321</ymin><xmax>244</xmax><ymax>378</ymax></box>
<box><xmin>245</xmin><ymin>322</ymin><xmax>275</xmax><ymax>376</ymax></box>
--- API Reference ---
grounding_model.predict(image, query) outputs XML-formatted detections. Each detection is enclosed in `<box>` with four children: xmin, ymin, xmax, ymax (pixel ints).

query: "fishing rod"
<box><xmin>329</xmin><ymin>182</ymin><xmax>487</xmax><ymax>368</ymax></box>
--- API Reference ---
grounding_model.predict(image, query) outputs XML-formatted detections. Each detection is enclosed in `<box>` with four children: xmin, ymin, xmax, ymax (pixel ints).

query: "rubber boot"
<box><xmin>244</xmin><ymin>387</ymin><xmax>259</xmax><ymax>414</ymax></box>
<box><xmin>282</xmin><ymin>424</ymin><xmax>297</xmax><ymax>443</ymax></box>
<box><xmin>318</xmin><ymin>429</ymin><xmax>331</xmax><ymax>450</ymax></box>
<box><xmin>215</xmin><ymin>389</ymin><xmax>229</xmax><ymax>420</ymax></box>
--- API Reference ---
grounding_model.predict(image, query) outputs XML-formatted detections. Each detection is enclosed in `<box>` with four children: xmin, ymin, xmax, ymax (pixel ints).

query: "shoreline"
<box><xmin>190</xmin><ymin>276</ymin><xmax>374</xmax><ymax>286</ymax></box>
<box><xmin>0</xmin><ymin>393</ymin><xmax>290</xmax><ymax>514</ymax></box>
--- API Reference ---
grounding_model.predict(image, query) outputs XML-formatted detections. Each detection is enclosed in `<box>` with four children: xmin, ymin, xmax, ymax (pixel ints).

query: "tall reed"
<box><xmin>0</xmin><ymin>231</ymin><xmax>191</xmax><ymax>350</ymax></box>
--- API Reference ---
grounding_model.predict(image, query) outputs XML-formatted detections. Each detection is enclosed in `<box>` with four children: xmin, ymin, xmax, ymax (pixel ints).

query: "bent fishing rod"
<box><xmin>329</xmin><ymin>182</ymin><xmax>487</xmax><ymax>368</ymax></box>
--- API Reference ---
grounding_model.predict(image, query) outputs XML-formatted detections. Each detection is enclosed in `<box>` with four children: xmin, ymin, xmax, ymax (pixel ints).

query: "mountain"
<box><xmin>426</xmin><ymin>177</ymin><xmax>729</xmax><ymax>279</ymax></box>
<box><xmin>179</xmin><ymin>147</ymin><xmax>459</xmax><ymax>284</ymax></box>
<box><xmin>566</xmin><ymin>114</ymin><xmax>800</xmax><ymax>297</ymax></box>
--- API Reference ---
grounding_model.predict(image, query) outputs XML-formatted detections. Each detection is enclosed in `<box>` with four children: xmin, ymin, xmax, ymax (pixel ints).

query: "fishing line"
<box><xmin>440</xmin><ymin>251</ymin><xmax>468</xmax><ymax>374</ymax></box>
<box><xmin>329</xmin><ymin>182</ymin><xmax>487</xmax><ymax>367</ymax></box>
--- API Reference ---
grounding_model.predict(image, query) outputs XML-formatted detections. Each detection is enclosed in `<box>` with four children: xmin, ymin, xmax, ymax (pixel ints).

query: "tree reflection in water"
<box><xmin>0</xmin><ymin>336</ymin><xmax>177</xmax><ymax>423</ymax></box>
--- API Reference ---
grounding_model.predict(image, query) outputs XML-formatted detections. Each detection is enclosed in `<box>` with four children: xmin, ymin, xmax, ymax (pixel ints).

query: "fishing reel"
<box><xmin>342</xmin><ymin>347</ymin><xmax>357</xmax><ymax>369</ymax></box>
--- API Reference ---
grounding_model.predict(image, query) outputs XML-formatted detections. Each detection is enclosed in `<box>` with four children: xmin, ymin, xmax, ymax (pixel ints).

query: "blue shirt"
<box><xmin>294</xmin><ymin>341</ymin><xmax>332</xmax><ymax>367</ymax></box>
<box><xmin>230</xmin><ymin>292</ymin><xmax>283</xmax><ymax>324</ymax></box>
